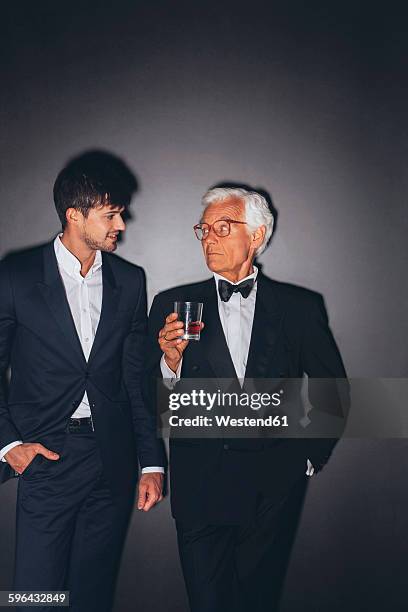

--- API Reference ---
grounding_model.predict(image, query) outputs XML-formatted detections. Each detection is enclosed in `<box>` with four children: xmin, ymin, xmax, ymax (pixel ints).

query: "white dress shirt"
<box><xmin>160</xmin><ymin>266</ymin><xmax>314</xmax><ymax>476</ymax></box>
<box><xmin>1</xmin><ymin>236</ymin><xmax>163</xmax><ymax>474</ymax></box>
<box><xmin>56</xmin><ymin>232</ymin><xmax>103</xmax><ymax>419</ymax></box>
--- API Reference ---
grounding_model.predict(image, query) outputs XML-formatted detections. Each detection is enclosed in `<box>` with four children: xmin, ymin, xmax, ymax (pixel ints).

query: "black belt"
<box><xmin>67</xmin><ymin>417</ymin><xmax>94</xmax><ymax>433</ymax></box>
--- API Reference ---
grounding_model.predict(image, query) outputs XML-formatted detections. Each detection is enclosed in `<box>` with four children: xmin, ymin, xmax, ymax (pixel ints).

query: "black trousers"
<box><xmin>13</xmin><ymin>425</ymin><xmax>135</xmax><ymax>612</ymax></box>
<box><xmin>176</xmin><ymin>477</ymin><xmax>308</xmax><ymax>612</ymax></box>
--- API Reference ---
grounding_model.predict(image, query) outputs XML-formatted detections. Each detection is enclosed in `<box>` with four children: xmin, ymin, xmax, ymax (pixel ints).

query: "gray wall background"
<box><xmin>1</xmin><ymin>2</ymin><xmax>407</xmax><ymax>610</ymax></box>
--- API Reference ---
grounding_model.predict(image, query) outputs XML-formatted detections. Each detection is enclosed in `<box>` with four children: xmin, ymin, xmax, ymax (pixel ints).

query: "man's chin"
<box><xmin>102</xmin><ymin>236</ymin><xmax>120</xmax><ymax>252</ymax></box>
<box><xmin>101</xmin><ymin>242</ymin><xmax>117</xmax><ymax>252</ymax></box>
<box><xmin>84</xmin><ymin>234</ymin><xmax>118</xmax><ymax>252</ymax></box>
<box><xmin>206</xmin><ymin>262</ymin><xmax>224</xmax><ymax>274</ymax></box>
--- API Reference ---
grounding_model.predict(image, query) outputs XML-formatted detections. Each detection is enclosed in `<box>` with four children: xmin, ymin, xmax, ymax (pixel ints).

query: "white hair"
<box><xmin>201</xmin><ymin>187</ymin><xmax>274</xmax><ymax>256</ymax></box>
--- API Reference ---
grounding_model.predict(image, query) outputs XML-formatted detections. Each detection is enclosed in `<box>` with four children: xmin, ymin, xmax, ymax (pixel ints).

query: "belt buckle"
<box><xmin>70</xmin><ymin>418</ymin><xmax>81</xmax><ymax>431</ymax></box>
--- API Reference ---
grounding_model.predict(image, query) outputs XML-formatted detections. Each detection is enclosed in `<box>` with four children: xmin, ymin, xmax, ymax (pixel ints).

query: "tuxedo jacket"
<box><xmin>147</xmin><ymin>273</ymin><xmax>348</xmax><ymax>524</ymax></box>
<box><xmin>0</xmin><ymin>241</ymin><xmax>165</xmax><ymax>492</ymax></box>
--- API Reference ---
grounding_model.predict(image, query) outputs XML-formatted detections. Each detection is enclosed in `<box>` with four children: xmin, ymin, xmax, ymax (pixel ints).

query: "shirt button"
<box><xmin>84</xmin><ymin>338</ymin><xmax>89</xmax><ymax>342</ymax></box>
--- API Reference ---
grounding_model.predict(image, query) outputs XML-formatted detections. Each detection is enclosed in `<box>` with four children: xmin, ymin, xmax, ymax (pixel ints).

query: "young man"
<box><xmin>0</xmin><ymin>152</ymin><xmax>165</xmax><ymax>611</ymax></box>
<box><xmin>147</xmin><ymin>187</ymin><xmax>348</xmax><ymax>612</ymax></box>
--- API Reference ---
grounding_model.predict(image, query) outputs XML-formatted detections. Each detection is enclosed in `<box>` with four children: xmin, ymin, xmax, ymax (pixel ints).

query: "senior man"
<box><xmin>147</xmin><ymin>187</ymin><xmax>347</xmax><ymax>612</ymax></box>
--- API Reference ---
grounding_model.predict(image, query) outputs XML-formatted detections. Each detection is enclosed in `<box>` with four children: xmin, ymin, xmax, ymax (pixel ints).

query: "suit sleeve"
<box><xmin>301</xmin><ymin>294</ymin><xmax>350</xmax><ymax>471</ymax></box>
<box><xmin>122</xmin><ymin>269</ymin><xmax>166</xmax><ymax>470</ymax></box>
<box><xmin>146</xmin><ymin>294</ymin><xmax>168</xmax><ymax>376</ymax></box>
<box><xmin>143</xmin><ymin>294</ymin><xmax>174</xmax><ymax>418</ymax></box>
<box><xmin>0</xmin><ymin>259</ymin><xmax>21</xmax><ymax>449</ymax></box>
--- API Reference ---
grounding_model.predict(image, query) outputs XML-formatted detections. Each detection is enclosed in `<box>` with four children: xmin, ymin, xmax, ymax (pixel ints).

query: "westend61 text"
<box><xmin>168</xmin><ymin>415</ymin><xmax>289</xmax><ymax>427</ymax></box>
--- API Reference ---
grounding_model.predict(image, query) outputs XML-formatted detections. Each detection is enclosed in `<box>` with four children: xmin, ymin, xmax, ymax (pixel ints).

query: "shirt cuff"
<box><xmin>306</xmin><ymin>458</ymin><xmax>315</xmax><ymax>476</ymax></box>
<box><xmin>160</xmin><ymin>354</ymin><xmax>182</xmax><ymax>390</ymax></box>
<box><xmin>0</xmin><ymin>441</ymin><xmax>23</xmax><ymax>463</ymax></box>
<box><xmin>141</xmin><ymin>466</ymin><xmax>165</xmax><ymax>474</ymax></box>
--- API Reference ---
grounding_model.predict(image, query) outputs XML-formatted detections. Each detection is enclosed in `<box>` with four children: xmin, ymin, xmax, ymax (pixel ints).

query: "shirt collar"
<box><xmin>213</xmin><ymin>265</ymin><xmax>258</xmax><ymax>289</ymax></box>
<box><xmin>54</xmin><ymin>234</ymin><xmax>102</xmax><ymax>278</ymax></box>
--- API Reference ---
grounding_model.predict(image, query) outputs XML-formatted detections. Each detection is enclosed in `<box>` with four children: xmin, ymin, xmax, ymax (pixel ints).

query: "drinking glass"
<box><xmin>174</xmin><ymin>301</ymin><xmax>203</xmax><ymax>341</ymax></box>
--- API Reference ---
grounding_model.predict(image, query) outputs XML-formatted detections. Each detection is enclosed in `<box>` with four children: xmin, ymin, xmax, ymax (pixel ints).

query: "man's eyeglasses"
<box><xmin>193</xmin><ymin>219</ymin><xmax>247</xmax><ymax>241</ymax></box>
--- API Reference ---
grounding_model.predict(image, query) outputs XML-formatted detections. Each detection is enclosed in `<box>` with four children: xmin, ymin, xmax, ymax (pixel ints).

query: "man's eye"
<box><xmin>106</xmin><ymin>215</ymin><xmax>114</xmax><ymax>220</ymax></box>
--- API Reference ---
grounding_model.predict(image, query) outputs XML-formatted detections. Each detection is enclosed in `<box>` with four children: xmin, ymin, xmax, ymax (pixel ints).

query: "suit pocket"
<box><xmin>21</xmin><ymin>454</ymin><xmax>44</xmax><ymax>479</ymax></box>
<box><xmin>20</xmin><ymin>433</ymin><xmax>68</xmax><ymax>480</ymax></box>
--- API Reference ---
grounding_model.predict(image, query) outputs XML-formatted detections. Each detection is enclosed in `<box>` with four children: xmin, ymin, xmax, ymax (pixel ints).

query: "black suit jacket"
<box><xmin>0</xmin><ymin>241</ymin><xmax>165</xmax><ymax>493</ymax></box>
<box><xmin>147</xmin><ymin>273</ymin><xmax>348</xmax><ymax>524</ymax></box>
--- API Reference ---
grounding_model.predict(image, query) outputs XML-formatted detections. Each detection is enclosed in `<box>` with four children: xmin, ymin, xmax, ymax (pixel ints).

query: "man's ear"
<box><xmin>65</xmin><ymin>207</ymin><xmax>81</xmax><ymax>227</ymax></box>
<box><xmin>251</xmin><ymin>225</ymin><xmax>266</xmax><ymax>251</ymax></box>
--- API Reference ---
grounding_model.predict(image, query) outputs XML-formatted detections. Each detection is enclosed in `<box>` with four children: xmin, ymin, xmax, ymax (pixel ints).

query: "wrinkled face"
<box><xmin>79</xmin><ymin>204</ymin><xmax>126</xmax><ymax>252</ymax></box>
<box><xmin>200</xmin><ymin>198</ymin><xmax>254</xmax><ymax>277</ymax></box>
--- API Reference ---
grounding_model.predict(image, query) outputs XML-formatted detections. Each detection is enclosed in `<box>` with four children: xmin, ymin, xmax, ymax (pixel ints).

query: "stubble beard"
<box><xmin>83</xmin><ymin>230</ymin><xmax>117</xmax><ymax>253</ymax></box>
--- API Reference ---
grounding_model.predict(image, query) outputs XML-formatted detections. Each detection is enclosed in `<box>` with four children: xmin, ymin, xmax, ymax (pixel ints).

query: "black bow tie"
<box><xmin>218</xmin><ymin>278</ymin><xmax>255</xmax><ymax>302</ymax></box>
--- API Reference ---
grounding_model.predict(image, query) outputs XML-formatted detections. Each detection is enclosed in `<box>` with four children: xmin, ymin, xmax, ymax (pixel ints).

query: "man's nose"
<box><xmin>204</xmin><ymin>226</ymin><xmax>218</xmax><ymax>243</ymax></box>
<box><xmin>116</xmin><ymin>216</ymin><xmax>126</xmax><ymax>231</ymax></box>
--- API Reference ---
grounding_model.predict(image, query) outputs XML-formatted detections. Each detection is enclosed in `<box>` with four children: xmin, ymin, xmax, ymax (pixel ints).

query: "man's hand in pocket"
<box><xmin>5</xmin><ymin>443</ymin><xmax>60</xmax><ymax>474</ymax></box>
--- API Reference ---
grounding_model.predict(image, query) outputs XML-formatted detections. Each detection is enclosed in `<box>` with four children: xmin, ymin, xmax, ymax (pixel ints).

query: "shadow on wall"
<box><xmin>4</xmin><ymin>149</ymin><xmax>140</xmax><ymax>260</ymax></box>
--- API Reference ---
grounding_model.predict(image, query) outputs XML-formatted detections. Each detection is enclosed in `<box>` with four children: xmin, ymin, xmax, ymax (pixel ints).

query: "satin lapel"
<box><xmin>87</xmin><ymin>253</ymin><xmax>121</xmax><ymax>364</ymax></box>
<box><xmin>199</xmin><ymin>280</ymin><xmax>238</xmax><ymax>380</ymax></box>
<box><xmin>244</xmin><ymin>274</ymin><xmax>284</xmax><ymax>380</ymax></box>
<box><xmin>37</xmin><ymin>242</ymin><xmax>86</xmax><ymax>365</ymax></box>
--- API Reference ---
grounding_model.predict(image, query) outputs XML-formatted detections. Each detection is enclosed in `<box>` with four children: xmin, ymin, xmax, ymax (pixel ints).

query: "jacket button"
<box><xmin>223</xmin><ymin>443</ymin><xmax>229</xmax><ymax>450</ymax></box>
<box><xmin>192</xmin><ymin>365</ymin><xmax>199</xmax><ymax>372</ymax></box>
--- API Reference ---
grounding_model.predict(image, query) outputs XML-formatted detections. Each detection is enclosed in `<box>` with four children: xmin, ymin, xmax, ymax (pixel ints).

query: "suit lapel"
<box><xmin>37</xmin><ymin>242</ymin><xmax>87</xmax><ymax>365</ymax></box>
<box><xmin>88</xmin><ymin>253</ymin><xmax>121</xmax><ymax>364</ymax></box>
<box><xmin>244</xmin><ymin>274</ymin><xmax>284</xmax><ymax>380</ymax></box>
<box><xmin>199</xmin><ymin>280</ymin><xmax>238</xmax><ymax>380</ymax></box>
<box><xmin>37</xmin><ymin>243</ymin><xmax>122</xmax><ymax>367</ymax></box>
